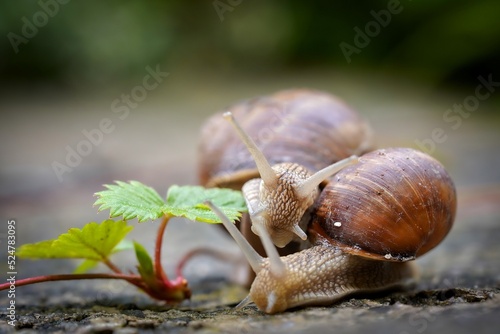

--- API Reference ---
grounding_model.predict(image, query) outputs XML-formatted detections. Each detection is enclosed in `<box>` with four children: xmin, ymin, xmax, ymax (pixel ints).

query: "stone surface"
<box><xmin>1</xmin><ymin>71</ymin><xmax>499</xmax><ymax>333</ymax></box>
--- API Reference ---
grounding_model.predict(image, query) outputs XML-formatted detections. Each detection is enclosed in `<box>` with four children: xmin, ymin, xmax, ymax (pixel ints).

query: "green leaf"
<box><xmin>133</xmin><ymin>242</ymin><xmax>155</xmax><ymax>282</ymax></box>
<box><xmin>72</xmin><ymin>239</ymin><xmax>134</xmax><ymax>274</ymax></box>
<box><xmin>94</xmin><ymin>181</ymin><xmax>247</xmax><ymax>224</ymax></box>
<box><xmin>17</xmin><ymin>240</ymin><xmax>56</xmax><ymax>258</ymax></box>
<box><xmin>74</xmin><ymin>259</ymin><xmax>99</xmax><ymax>274</ymax></box>
<box><xmin>18</xmin><ymin>220</ymin><xmax>133</xmax><ymax>261</ymax></box>
<box><xmin>94</xmin><ymin>181</ymin><xmax>166</xmax><ymax>222</ymax></box>
<box><xmin>163</xmin><ymin>185</ymin><xmax>247</xmax><ymax>223</ymax></box>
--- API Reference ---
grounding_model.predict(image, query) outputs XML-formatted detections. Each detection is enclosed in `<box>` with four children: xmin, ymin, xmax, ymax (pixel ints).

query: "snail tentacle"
<box><xmin>292</xmin><ymin>224</ymin><xmax>308</xmax><ymax>241</ymax></box>
<box><xmin>205</xmin><ymin>201</ymin><xmax>263</xmax><ymax>274</ymax></box>
<box><xmin>235</xmin><ymin>294</ymin><xmax>253</xmax><ymax>310</ymax></box>
<box><xmin>223</xmin><ymin>112</ymin><xmax>277</xmax><ymax>189</ymax></box>
<box><xmin>253</xmin><ymin>223</ymin><xmax>286</xmax><ymax>278</ymax></box>
<box><xmin>296</xmin><ymin>155</ymin><xmax>358</xmax><ymax>199</ymax></box>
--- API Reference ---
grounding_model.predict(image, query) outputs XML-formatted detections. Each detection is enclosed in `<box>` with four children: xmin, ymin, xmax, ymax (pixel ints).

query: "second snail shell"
<box><xmin>199</xmin><ymin>89</ymin><xmax>374</xmax><ymax>190</ymax></box>
<box><xmin>311</xmin><ymin>147</ymin><xmax>457</xmax><ymax>262</ymax></box>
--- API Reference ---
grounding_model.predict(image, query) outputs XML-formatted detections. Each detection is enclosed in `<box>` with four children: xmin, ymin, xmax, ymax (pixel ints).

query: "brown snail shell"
<box><xmin>311</xmin><ymin>147</ymin><xmax>457</xmax><ymax>262</ymax></box>
<box><xmin>199</xmin><ymin>89</ymin><xmax>374</xmax><ymax>190</ymax></box>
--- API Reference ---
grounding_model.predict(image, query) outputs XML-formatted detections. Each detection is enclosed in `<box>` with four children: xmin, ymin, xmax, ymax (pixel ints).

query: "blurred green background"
<box><xmin>1</xmin><ymin>0</ymin><xmax>499</xmax><ymax>95</ymax></box>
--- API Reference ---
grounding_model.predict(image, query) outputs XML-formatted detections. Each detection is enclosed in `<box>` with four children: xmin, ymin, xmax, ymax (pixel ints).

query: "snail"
<box><xmin>199</xmin><ymin>89</ymin><xmax>374</xmax><ymax>254</ymax></box>
<box><xmin>199</xmin><ymin>89</ymin><xmax>457</xmax><ymax>313</ymax></box>
<box><xmin>206</xmin><ymin>200</ymin><xmax>418</xmax><ymax>314</ymax></box>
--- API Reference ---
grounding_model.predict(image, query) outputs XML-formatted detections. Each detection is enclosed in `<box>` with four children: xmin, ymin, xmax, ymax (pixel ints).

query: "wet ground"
<box><xmin>1</xmin><ymin>70</ymin><xmax>499</xmax><ymax>333</ymax></box>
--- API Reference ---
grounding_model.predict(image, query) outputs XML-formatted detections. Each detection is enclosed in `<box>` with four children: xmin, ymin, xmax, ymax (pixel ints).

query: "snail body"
<box><xmin>200</xmin><ymin>89</ymin><xmax>457</xmax><ymax>313</ymax></box>
<box><xmin>206</xmin><ymin>200</ymin><xmax>418</xmax><ymax>314</ymax></box>
<box><xmin>246</xmin><ymin>235</ymin><xmax>416</xmax><ymax>313</ymax></box>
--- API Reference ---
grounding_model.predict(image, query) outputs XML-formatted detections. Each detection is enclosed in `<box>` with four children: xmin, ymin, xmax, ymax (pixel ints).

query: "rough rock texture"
<box><xmin>1</xmin><ymin>283</ymin><xmax>498</xmax><ymax>333</ymax></box>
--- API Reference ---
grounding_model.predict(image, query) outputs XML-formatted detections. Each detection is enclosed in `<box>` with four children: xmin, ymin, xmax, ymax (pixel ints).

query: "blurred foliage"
<box><xmin>0</xmin><ymin>0</ymin><xmax>499</xmax><ymax>89</ymax></box>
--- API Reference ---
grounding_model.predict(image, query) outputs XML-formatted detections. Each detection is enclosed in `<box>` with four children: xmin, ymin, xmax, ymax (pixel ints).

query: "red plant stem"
<box><xmin>176</xmin><ymin>247</ymin><xmax>241</xmax><ymax>278</ymax></box>
<box><xmin>0</xmin><ymin>273</ymin><xmax>144</xmax><ymax>291</ymax></box>
<box><xmin>155</xmin><ymin>214</ymin><xmax>171</xmax><ymax>285</ymax></box>
<box><xmin>103</xmin><ymin>258</ymin><xmax>122</xmax><ymax>274</ymax></box>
